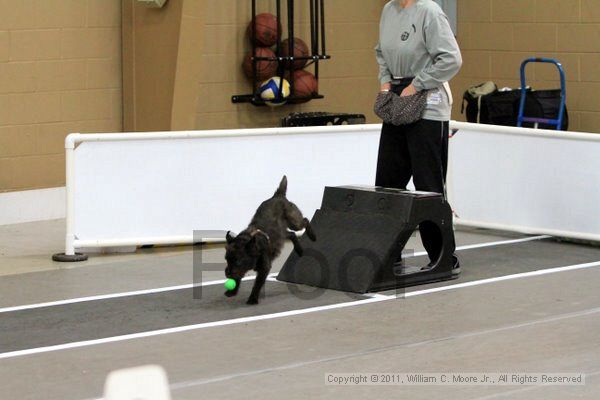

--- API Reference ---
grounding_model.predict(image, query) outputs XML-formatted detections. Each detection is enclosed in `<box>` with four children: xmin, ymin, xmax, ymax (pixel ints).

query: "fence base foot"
<box><xmin>52</xmin><ymin>252</ymin><xmax>88</xmax><ymax>262</ymax></box>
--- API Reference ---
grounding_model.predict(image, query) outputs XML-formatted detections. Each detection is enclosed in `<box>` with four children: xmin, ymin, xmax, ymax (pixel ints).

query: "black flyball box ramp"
<box><xmin>277</xmin><ymin>186</ymin><xmax>457</xmax><ymax>293</ymax></box>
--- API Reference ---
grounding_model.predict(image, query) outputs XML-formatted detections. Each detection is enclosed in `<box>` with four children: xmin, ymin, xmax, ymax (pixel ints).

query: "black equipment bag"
<box><xmin>461</xmin><ymin>81</ymin><xmax>497</xmax><ymax>123</ymax></box>
<box><xmin>517</xmin><ymin>89</ymin><xmax>569</xmax><ymax>130</ymax></box>
<box><xmin>479</xmin><ymin>89</ymin><xmax>524</xmax><ymax>126</ymax></box>
<box><xmin>463</xmin><ymin>82</ymin><xmax>569</xmax><ymax>129</ymax></box>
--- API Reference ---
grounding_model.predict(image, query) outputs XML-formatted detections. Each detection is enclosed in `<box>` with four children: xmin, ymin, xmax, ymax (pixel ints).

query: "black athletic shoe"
<box><xmin>392</xmin><ymin>258</ymin><xmax>404</xmax><ymax>275</ymax></box>
<box><xmin>422</xmin><ymin>254</ymin><xmax>461</xmax><ymax>276</ymax></box>
<box><xmin>451</xmin><ymin>254</ymin><xmax>461</xmax><ymax>277</ymax></box>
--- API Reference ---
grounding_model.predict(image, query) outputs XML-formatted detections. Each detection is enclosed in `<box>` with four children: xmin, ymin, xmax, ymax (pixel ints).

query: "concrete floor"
<box><xmin>0</xmin><ymin>219</ymin><xmax>599</xmax><ymax>399</ymax></box>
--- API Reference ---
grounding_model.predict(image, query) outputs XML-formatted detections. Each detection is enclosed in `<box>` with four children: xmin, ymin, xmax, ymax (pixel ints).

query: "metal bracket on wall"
<box><xmin>137</xmin><ymin>0</ymin><xmax>168</xmax><ymax>8</ymax></box>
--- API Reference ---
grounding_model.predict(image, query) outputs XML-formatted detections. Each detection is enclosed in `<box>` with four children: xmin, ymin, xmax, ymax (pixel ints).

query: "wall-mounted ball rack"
<box><xmin>231</xmin><ymin>0</ymin><xmax>330</xmax><ymax>106</ymax></box>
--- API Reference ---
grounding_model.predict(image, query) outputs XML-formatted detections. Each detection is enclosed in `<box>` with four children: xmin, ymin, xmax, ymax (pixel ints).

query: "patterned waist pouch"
<box><xmin>374</xmin><ymin>78</ymin><xmax>428</xmax><ymax>126</ymax></box>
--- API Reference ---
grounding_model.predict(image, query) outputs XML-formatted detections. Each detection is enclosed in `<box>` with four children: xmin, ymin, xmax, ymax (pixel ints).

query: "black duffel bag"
<box><xmin>517</xmin><ymin>89</ymin><xmax>569</xmax><ymax>130</ymax></box>
<box><xmin>479</xmin><ymin>89</ymin><xmax>524</xmax><ymax>126</ymax></box>
<box><xmin>461</xmin><ymin>81</ymin><xmax>497</xmax><ymax>123</ymax></box>
<box><xmin>463</xmin><ymin>85</ymin><xmax>568</xmax><ymax>130</ymax></box>
<box><xmin>462</xmin><ymin>83</ymin><xmax>522</xmax><ymax>126</ymax></box>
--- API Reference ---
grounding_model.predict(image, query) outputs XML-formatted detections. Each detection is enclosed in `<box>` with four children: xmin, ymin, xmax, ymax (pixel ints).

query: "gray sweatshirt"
<box><xmin>375</xmin><ymin>0</ymin><xmax>462</xmax><ymax>121</ymax></box>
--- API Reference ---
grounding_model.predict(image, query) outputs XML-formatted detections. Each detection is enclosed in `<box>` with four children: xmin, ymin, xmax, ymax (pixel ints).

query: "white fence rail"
<box><xmin>61</xmin><ymin>121</ymin><xmax>600</xmax><ymax>256</ymax></box>
<box><xmin>63</xmin><ymin>125</ymin><xmax>382</xmax><ymax>256</ymax></box>
<box><xmin>449</xmin><ymin>121</ymin><xmax>600</xmax><ymax>241</ymax></box>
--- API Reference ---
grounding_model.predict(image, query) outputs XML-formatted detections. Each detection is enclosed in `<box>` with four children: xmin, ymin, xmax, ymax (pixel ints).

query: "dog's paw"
<box><xmin>303</xmin><ymin>219</ymin><xmax>317</xmax><ymax>241</ymax></box>
<box><xmin>224</xmin><ymin>290</ymin><xmax>238</xmax><ymax>297</ymax></box>
<box><xmin>246</xmin><ymin>297</ymin><xmax>259</xmax><ymax>305</ymax></box>
<box><xmin>293</xmin><ymin>245</ymin><xmax>304</xmax><ymax>257</ymax></box>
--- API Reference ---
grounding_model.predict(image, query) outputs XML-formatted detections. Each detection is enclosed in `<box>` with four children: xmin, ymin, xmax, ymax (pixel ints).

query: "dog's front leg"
<box><xmin>224</xmin><ymin>277</ymin><xmax>242</xmax><ymax>297</ymax></box>
<box><xmin>287</xmin><ymin>231</ymin><xmax>304</xmax><ymax>256</ymax></box>
<box><xmin>247</xmin><ymin>258</ymin><xmax>271</xmax><ymax>305</ymax></box>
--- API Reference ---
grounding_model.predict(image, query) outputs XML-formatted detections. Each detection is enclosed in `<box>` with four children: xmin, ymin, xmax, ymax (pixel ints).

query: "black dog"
<box><xmin>224</xmin><ymin>176</ymin><xmax>316</xmax><ymax>304</ymax></box>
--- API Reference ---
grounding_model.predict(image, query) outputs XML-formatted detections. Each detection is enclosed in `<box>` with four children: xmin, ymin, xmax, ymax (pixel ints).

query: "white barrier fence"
<box><xmin>61</xmin><ymin>122</ymin><xmax>600</xmax><ymax>256</ymax></box>
<box><xmin>63</xmin><ymin>125</ymin><xmax>382</xmax><ymax>256</ymax></box>
<box><xmin>449</xmin><ymin>121</ymin><xmax>600</xmax><ymax>241</ymax></box>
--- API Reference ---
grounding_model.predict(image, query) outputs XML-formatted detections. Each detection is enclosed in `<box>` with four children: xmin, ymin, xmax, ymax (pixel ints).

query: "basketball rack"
<box><xmin>231</xmin><ymin>0</ymin><xmax>331</xmax><ymax>106</ymax></box>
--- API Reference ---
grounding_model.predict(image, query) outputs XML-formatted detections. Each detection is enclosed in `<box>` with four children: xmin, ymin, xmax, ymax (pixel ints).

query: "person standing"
<box><xmin>374</xmin><ymin>0</ymin><xmax>462</xmax><ymax>271</ymax></box>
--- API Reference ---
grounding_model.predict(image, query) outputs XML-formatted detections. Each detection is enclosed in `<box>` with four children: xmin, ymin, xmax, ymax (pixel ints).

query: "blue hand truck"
<box><xmin>517</xmin><ymin>57</ymin><xmax>567</xmax><ymax>130</ymax></box>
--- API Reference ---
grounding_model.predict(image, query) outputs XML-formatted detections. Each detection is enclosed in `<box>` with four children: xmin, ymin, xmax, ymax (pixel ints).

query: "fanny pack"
<box><xmin>374</xmin><ymin>87</ymin><xmax>428</xmax><ymax>126</ymax></box>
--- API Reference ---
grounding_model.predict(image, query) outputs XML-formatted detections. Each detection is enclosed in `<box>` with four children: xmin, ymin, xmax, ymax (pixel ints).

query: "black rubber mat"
<box><xmin>399</xmin><ymin>238</ymin><xmax>600</xmax><ymax>293</ymax></box>
<box><xmin>0</xmin><ymin>280</ymin><xmax>365</xmax><ymax>354</ymax></box>
<box><xmin>2</xmin><ymin>238</ymin><xmax>599</xmax><ymax>354</ymax></box>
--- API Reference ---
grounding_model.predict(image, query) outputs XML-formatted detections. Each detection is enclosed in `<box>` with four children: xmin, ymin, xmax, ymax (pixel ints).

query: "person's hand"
<box><xmin>380</xmin><ymin>82</ymin><xmax>391</xmax><ymax>92</ymax></box>
<box><xmin>400</xmin><ymin>84</ymin><xmax>417</xmax><ymax>97</ymax></box>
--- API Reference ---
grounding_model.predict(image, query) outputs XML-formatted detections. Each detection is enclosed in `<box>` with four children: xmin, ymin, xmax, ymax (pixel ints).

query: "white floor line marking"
<box><xmin>0</xmin><ymin>235</ymin><xmax>549</xmax><ymax>313</ymax></box>
<box><xmin>81</xmin><ymin>310</ymin><xmax>600</xmax><ymax>400</ymax></box>
<box><xmin>372</xmin><ymin>260</ymin><xmax>600</xmax><ymax>300</ymax></box>
<box><xmin>0</xmin><ymin>273</ymin><xmax>275</xmax><ymax>314</ymax></box>
<box><xmin>362</xmin><ymin>293</ymin><xmax>391</xmax><ymax>299</ymax></box>
<box><xmin>1</xmin><ymin>259</ymin><xmax>599</xmax><ymax>361</ymax></box>
<box><xmin>402</xmin><ymin>260</ymin><xmax>600</xmax><ymax>299</ymax></box>
<box><xmin>403</xmin><ymin>235</ymin><xmax>549</xmax><ymax>258</ymax></box>
<box><xmin>166</xmin><ymin>307</ymin><xmax>600</xmax><ymax>391</ymax></box>
<box><xmin>0</xmin><ymin>296</ymin><xmax>387</xmax><ymax>360</ymax></box>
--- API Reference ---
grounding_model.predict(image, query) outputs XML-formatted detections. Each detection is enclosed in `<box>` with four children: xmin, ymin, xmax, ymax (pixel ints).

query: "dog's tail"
<box><xmin>274</xmin><ymin>175</ymin><xmax>287</xmax><ymax>197</ymax></box>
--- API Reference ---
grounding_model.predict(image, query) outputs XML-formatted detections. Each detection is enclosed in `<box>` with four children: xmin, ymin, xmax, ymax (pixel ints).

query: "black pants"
<box><xmin>375</xmin><ymin>117</ymin><xmax>456</xmax><ymax>263</ymax></box>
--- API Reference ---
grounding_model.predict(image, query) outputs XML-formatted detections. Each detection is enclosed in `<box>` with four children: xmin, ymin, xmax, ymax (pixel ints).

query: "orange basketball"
<box><xmin>247</xmin><ymin>13</ymin><xmax>280</xmax><ymax>47</ymax></box>
<box><xmin>281</xmin><ymin>37</ymin><xmax>309</xmax><ymax>70</ymax></box>
<box><xmin>290</xmin><ymin>70</ymin><xmax>318</xmax><ymax>102</ymax></box>
<box><xmin>242</xmin><ymin>47</ymin><xmax>278</xmax><ymax>81</ymax></box>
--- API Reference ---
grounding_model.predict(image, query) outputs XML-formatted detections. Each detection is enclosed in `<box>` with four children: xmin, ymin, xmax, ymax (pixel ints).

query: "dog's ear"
<box><xmin>274</xmin><ymin>175</ymin><xmax>287</xmax><ymax>197</ymax></box>
<box><xmin>225</xmin><ymin>231</ymin><xmax>236</xmax><ymax>244</ymax></box>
